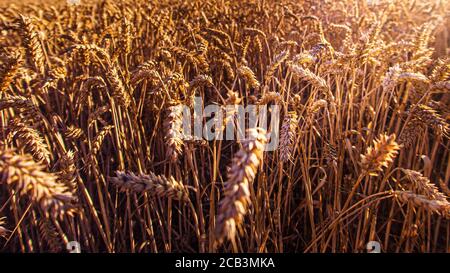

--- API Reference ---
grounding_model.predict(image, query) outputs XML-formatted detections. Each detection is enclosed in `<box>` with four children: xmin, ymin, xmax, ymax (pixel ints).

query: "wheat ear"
<box><xmin>109</xmin><ymin>171</ymin><xmax>189</xmax><ymax>201</ymax></box>
<box><xmin>0</xmin><ymin>51</ymin><xmax>22</xmax><ymax>93</ymax></box>
<box><xmin>17</xmin><ymin>15</ymin><xmax>45</xmax><ymax>74</ymax></box>
<box><xmin>0</xmin><ymin>95</ymin><xmax>43</xmax><ymax>125</ymax></box>
<box><xmin>279</xmin><ymin>111</ymin><xmax>298</xmax><ymax>162</ymax></box>
<box><xmin>7</xmin><ymin>118</ymin><xmax>51</xmax><ymax>165</ymax></box>
<box><xmin>0</xmin><ymin>149</ymin><xmax>75</xmax><ymax>218</ymax></box>
<box><xmin>394</xmin><ymin>191</ymin><xmax>450</xmax><ymax>218</ymax></box>
<box><xmin>238</xmin><ymin>65</ymin><xmax>260</xmax><ymax>89</ymax></box>
<box><xmin>39</xmin><ymin>218</ymin><xmax>63</xmax><ymax>252</ymax></box>
<box><xmin>0</xmin><ymin>217</ymin><xmax>8</xmax><ymax>237</ymax></box>
<box><xmin>409</xmin><ymin>104</ymin><xmax>448</xmax><ymax>136</ymax></box>
<box><xmin>361</xmin><ymin>133</ymin><xmax>400</xmax><ymax>176</ymax></box>
<box><xmin>401</xmin><ymin>169</ymin><xmax>448</xmax><ymax>202</ymax></box>
<box><xmin>164</xmin><ymin>105</ymin><xmax>184</xmax><ymax>163</ymax></box>
<box><xmin>58</xmin><ymin>150</ymin><xmax>78</xmax><ymax>196</ymax></box>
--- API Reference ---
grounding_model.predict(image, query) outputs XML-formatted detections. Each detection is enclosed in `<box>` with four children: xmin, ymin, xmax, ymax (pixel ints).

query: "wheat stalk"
<box><xmin>264</xmin><ymin>50</ymin><xmax>289</xmax><ymax>85</ymax></box>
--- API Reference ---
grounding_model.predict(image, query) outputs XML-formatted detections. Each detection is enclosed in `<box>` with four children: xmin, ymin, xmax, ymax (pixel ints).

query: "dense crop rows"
<box><xmin>0</xmin><ymin>0</ymin><xmax>449</xmax><ymax>252</ymax></box>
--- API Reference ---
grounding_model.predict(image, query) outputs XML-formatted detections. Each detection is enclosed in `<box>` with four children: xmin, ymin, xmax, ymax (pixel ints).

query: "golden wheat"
<box><xmin>0</xmin><ymin>0</ymin><xmax>449</xmax><ymax>253</ymax></box>
<box><xmin>109</xmin><ymin>170</ymin><xmax>189</xmax><ymax>201</ymax></box>
<box><xmin>215</xmin><ymin>128</ymin><xmax>268</xmax><ymax>244</ymax></box>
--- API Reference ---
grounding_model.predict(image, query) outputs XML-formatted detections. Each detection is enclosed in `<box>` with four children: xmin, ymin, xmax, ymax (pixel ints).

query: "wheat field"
<box><xmin>0</xmin><ymin>0</ymin><xmax>449</xmax><ymax>253</ymax></box>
